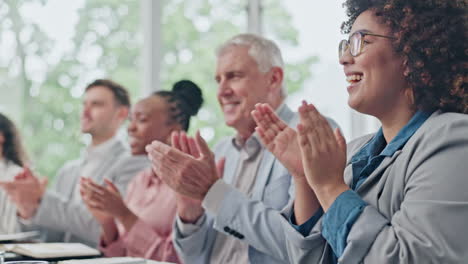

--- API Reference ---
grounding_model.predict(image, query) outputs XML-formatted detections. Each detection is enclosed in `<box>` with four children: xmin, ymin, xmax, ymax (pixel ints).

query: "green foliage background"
<box><xmin>0</xmin><ymin>0</ymin><xmax>317</xmax><ymax>182</ymax></box>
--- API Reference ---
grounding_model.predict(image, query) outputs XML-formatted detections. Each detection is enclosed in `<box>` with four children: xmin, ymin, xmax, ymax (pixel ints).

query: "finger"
<box><xmin>194</xmin><ymin>130</ymin><xmax>212</xmax><ymax>158</ymax></box>
<box><xmin>309</xmin><ymin>104</ymin><xmax>334</xmax><ymax>140</ymax></box>
<box><xmin>216</xmin><ymin>157</ymin><xmax>226</xmax><ymax>179</ymax></box>
<box><xmin>262</xmin><ymin>104</ymin><xmax>287</xmax><ymax>130</ymax></box>
<box><xmin>179</xmin><ymin>131</ymin><xmax>190</xmax><ymax>154</ymax></box>
<box><xmin>251</xmin><ymin>108</ymin><xmax>264</xmax><ymax>129</ymax></box>
<box><xmin>171</xmin><ymin>131</ymin><xmax>181</xmax><ymax>151</ymax></box>
<box><xmin>0</xmin><ymin>181</ymin><xmax>14</xmax><ymax>191</ymax></box>
<box><xmin>87</xmin><ymin>190</ymin><xmax>107</xmax><ymax>204</ymax></box>
<box><xmin>187</xmin><ymin>137</ymin><xmax>201</xmax><ymax>158</ymax></box>
<box><xmin>261</xmin><ymin>104</ymin><xmax>285</xmax><ymax>132</ymax></box>
<box><xmin>255</xmin><ymin>126</ymin><xmax>272</xmax><ymax>146</ymax></box>
<box><xmin>334</xmin><ymin>128</ymin><xmax>347</xmax><ymax>153</ymax></box>
<box><xmin>14</xmin><ymin>170</ymin><xmax>26</xmax><ymax>180</ymax></box>
<box><xmin>23</xmin><ymin>166</ymin><xmax>34</xmax><ymax>179</ymax></box>
<box><xmin>84</xmin><ymin>181</ymin><xmax>106</xmax><ymax>195</ymax></box>
<box><xmin>104</xmin><ymin>179</ymin><xmax>120</xmax><ymax>194</ymax></box>
<box><xmin>252</xmin><ymin>105</ymin><xmax>275</xmax><ymax>133</ymax></box>
<box><xmin>299</xmin><ymin>103</ymin><xmax>322</xmax><ymax>151</ymax></box>
<box><xmin>87</xmin><ymin>200</ymin><xmax>105</xmax><ymax>210</ymax></box>
<box><xmin>297</xmin><ymin>123</ymin><xmax>313</xmax><ymax>168</ymax></box>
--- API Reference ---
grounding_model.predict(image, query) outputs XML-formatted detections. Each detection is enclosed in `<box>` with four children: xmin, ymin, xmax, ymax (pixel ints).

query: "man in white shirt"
<box><xmin>1</xmin><ymin>79</ymin><xmax>149</xmax><ymax>246</ymax></box>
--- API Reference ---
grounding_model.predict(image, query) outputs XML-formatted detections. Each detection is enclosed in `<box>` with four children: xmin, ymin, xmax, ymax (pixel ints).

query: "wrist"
<box><xmin>178</xmin><ymin>206</ymin><xmax>204</xmax><ymax>224</ymax></box>
<box><xmin>117</xmin><ymin>210</ymin><xmax>138</xmax><ymax>231</ymax></box>
<box><xmin>18</xmin><ymin>204</ymin><xmax>38</xmax><ymax>220</ymax></box>
<box><xmin>313</xmin><ymin>182</ymin><xmax>349</xmax><ymax>212</ymax></box>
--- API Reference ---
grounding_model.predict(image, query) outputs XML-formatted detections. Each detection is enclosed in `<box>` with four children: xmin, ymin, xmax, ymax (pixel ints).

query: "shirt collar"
<box><xmin>232</xmin><ymin>133</ymin><xmax>262</xmax><ymax>159</ymax></box>
<box><xmin>352</xmin><ymin>110</ymin><xmax>432</xmax><ymax>162</ymax></box>
<box><xmin>380</xmin><ymin>111</ymin><xmax>431</xmax><ymax>156</ymax></box>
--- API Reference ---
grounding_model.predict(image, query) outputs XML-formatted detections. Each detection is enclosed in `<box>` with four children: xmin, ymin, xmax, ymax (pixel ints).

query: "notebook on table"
<box><xmin>0</xmin><ymin>243</ymin><xmax>100</xmax><ymax>259</ymax></box>
<box><xmin>58</xmin><ymin>257</ymin><xmax>175</xmax><ymax>264</ymax></box>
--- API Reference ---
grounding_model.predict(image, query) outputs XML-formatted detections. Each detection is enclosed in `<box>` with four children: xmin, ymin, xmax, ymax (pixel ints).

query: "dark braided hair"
<box><xmin>0</xmin><ymin>113</ymin><xmax>28</xmax><ymax>167</ymax></box>
<box><xmin>342</xmin><ymin>0</ymin><xmax>467</xmax><ymax>114</ymax></box>
<box><xmin>154</xmin><ymin>80</ymin><xmax>204</xmax><ymax>131</ymax></box>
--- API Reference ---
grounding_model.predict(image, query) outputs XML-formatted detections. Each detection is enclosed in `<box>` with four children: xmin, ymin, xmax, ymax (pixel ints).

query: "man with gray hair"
<box><xmin>146</xmin><ymin>33</ymin><xmax>338</xmax><ymax>263</ymax></box>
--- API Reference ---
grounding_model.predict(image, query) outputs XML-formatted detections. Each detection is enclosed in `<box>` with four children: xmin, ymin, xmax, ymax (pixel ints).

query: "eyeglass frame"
<box><xmin>339</xmin><ymin>31</ymin><xmax>396</xmax><ymax>58</ymax></box>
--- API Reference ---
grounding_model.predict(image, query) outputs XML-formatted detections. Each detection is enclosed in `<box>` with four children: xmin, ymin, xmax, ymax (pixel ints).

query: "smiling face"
<box><xmin>215</xmin><ymin>45</ymin><xmax>283</xmax><ymax>137</ymax></box>
<box><xmin>340</xmin><ymin>10</ymin><xmax>411</xmax><ymax>119</ymax></box>
<box><xmin>127</xmin><ymin>96</ymin><xmax>177</xmax><ymax>155</ymax></box>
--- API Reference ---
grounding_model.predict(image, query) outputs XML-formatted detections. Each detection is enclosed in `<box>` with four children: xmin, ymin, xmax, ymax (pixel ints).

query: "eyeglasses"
<box><xmin>339</xmin><ymin>31</ymin><xmax>395</xmax><ymax>58</ymax></box>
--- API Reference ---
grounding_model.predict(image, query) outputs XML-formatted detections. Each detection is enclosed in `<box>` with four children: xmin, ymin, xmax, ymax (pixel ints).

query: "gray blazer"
<box><xmin>173</xmin><ymin>105</ymin><xmax>339</xmax><ymax>263</ymax></box>
<box><xmin>21</xmin><ymin>140</ymin><xmax>149</xmax><ymax>247</ymax></box>
<box><xmin>216</xmin><ymin>111</ymin><xmax>468</xmax><ymax>263</ymax></box>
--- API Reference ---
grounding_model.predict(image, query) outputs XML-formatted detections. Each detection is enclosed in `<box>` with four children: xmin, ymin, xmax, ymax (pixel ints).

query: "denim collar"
<box><xmin>351</xmin><ymin>111</ymin><xmax>432</xmax><ymax>163</ymax></box>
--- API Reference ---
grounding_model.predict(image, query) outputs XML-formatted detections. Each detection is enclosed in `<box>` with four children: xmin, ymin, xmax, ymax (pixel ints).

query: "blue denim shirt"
<box><xmin>291</xmin><ymin>111</ymin><xmax>431</xmax><ymax>261</ymax></box>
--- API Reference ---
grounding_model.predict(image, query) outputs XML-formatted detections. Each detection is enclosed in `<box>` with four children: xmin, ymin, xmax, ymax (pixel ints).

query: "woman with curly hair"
<box><xmin>0</xmin><ymin>113</ymin><xmax>28</xmax><ymax>234</ymax></box>
<box><xmin>244</xmin><ymin>0</ymin><xmax>467</xmax><ymax>263</ymax></box>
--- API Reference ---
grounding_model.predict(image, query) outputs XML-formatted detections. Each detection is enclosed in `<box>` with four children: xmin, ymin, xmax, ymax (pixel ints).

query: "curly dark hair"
<box><xmin>0</xmin><ymin>113</ymin><xmax>28</xmax><ymax>167</ymax></box>
<box><xmin>342</xmin><ymin>0</ymin><xmax>467</xmax><ymax>114</ymax></box>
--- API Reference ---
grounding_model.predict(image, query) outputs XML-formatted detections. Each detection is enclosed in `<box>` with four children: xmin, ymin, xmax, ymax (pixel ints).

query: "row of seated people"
<box><xmin>1</xmin><ymin>0</ymin><xmax>467</xmax><ymax>263</ymax></box>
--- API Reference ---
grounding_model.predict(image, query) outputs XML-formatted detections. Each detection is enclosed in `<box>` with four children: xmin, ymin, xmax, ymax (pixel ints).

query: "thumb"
<box><xmin>104</xmin><ymin>179</ymin><xmax>120</xmax><ymax>194</ymax></box>
<box><xmin>216</xmin><ymin>157</ymin><xmax>226</xmax><ymax>179</ymax></box>
<box><xmin>194</xmin><ymin>130</ymin><xmax>212</xmax><ymax>158</ymax></box>
<box><xmin>23</xmin><ymin>166</ymin><xmax>34</xmax><ymax>178</ymax></box>
<box><xmin>334</xmin><ymin>128</ymin><xmax>347</xmax><ymax>153</ymax></box>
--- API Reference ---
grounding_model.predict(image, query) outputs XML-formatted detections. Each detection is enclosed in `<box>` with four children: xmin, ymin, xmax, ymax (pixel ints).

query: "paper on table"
<box><xmin>4</xmin><ymin>243</ymin><xmax>100</xmax><ymax>259</ymax></box>
<box><xmin>0</xmin><ymin>231</ymin><xmax>40</xmax><ymax>242</ymax></box>
<box><xmin>58</xmin><ymin>257</ymin><xmax>146</xmax><ymax>264</ymax></box>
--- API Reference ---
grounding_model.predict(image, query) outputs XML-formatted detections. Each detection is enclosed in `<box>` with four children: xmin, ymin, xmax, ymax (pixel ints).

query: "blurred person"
<box><xmin>0</xmin><ymin>79</ymin><xmax>148</xmax><ymax>246</ymax></box>
<box><xmin>247</xmin><ymin>0</ymin><xmax>468</xmax><ymax>263</ymax></box>
<box><xmin>146</xmin><ymin>34</ymin><xmax>339</xmax><ymax>263</ymax></box>
<box><xmin>80</xmin><ymin>80</ymin><xmax>203</xmax><ymax>263</ymax></box>
<box><xmin>0</xmin><ymin>113</ymin><xmax>28</xmax><ymax>234</ymax></box>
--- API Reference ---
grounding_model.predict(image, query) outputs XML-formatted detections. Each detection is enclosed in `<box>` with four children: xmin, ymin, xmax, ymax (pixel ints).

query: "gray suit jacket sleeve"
<box><xmin>173</xmin><ymin>214</ymin><xmax>217</xmax><ymax>264</ymax></box>
<box><xmin>202</xmin><ymin>116</ymin><xmax>339</xmax><ymax>262</ymax></box>
<box><xmin>31</xmin><ymin>155</ymin><xmax>148</xmax><ymax>245</ymax></box>
<box><xmin>285</xmin><ymin>113</ymin><xmax>468</xmax><ymax>264</ymax></box>
<box><xmin>172</xmin><ymin>139</ymin><xmax>231</xmax><ymax>264</ymax></box>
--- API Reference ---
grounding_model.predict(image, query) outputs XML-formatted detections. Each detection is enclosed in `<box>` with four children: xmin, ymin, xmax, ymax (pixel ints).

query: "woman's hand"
<box><xmin>80</xmin><ymin>178</ymin><xmax>113</xmax><ymax>224</ymax></box>
<box><xmin>80</xmin><ymin>178</ymin><xmax>137</xmax><ymax>229</ymax></box>
<box><xmin>297</xmin><ymin>101</ymin><xmax>349</xmax><ymax>211</ymax></box>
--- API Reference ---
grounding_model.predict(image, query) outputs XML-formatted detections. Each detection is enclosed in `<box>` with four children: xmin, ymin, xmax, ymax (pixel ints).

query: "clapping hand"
<box><xmin>0</xmin><ymin>167</ymin><xmax>47</xmax><ymax>219</ymax></box>
<box><xmin>146</xmin><ymin>130</ymin><xmax>222</xmax><ymax>201</ymax></box>
<box><xmin>252</xmin><ymin>103</ymin><xmax>305</xmax><ymax>181</ymax></box>
<box><xmin>167</xmin><ymin>131</ymin><xmax>225</xmax><ymax>223</ymax></box>
<box><xmin>297</xmin><ymin>101</ymin><xmax>349</xmax><ymax>211</ymax></box>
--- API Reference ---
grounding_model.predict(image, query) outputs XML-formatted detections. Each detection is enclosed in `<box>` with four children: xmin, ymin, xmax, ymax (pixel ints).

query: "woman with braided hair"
<box><xmin>81</xmin><ymin>80</ymin><xmax>203</xmax><ymax>263</ymax></box>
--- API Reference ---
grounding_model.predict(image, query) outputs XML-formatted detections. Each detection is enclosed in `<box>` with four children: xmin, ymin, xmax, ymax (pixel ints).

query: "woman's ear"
<box><xmin>404</xmin><ymin>88</ymin><xmax>415</xmax><ymax>106</ymax></box>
